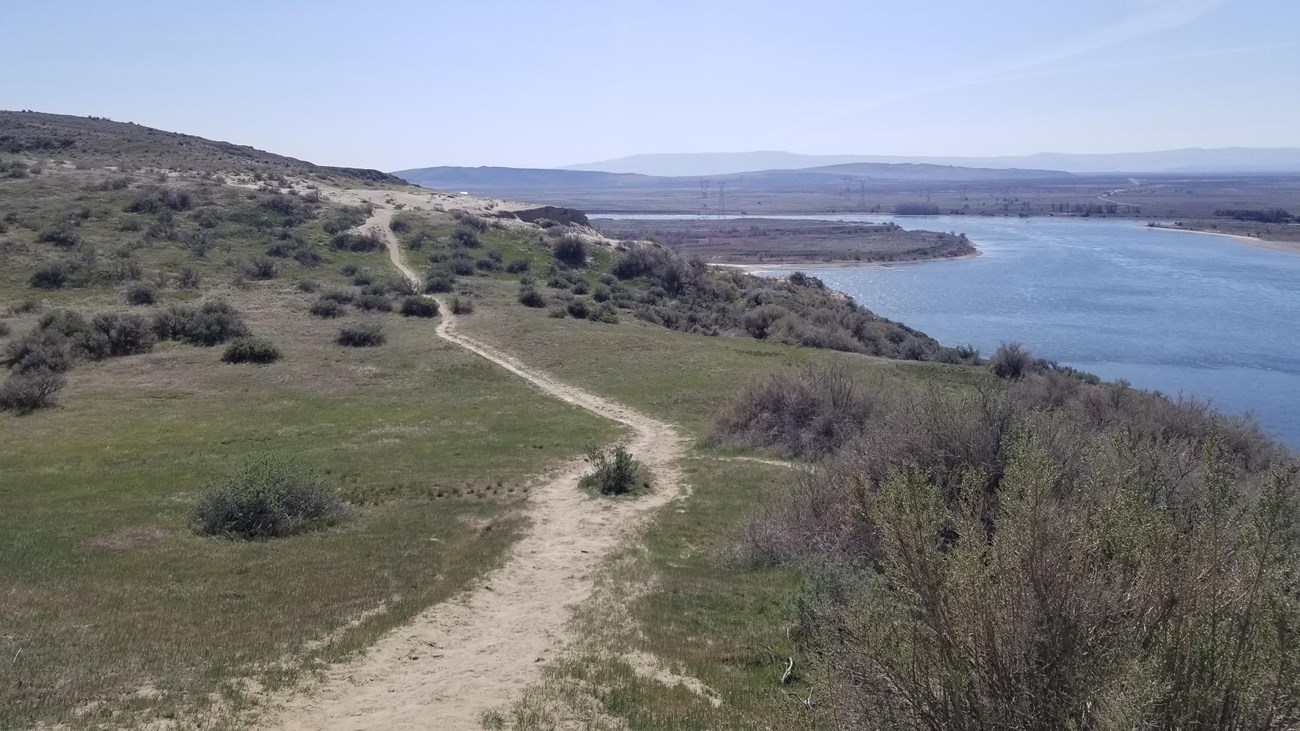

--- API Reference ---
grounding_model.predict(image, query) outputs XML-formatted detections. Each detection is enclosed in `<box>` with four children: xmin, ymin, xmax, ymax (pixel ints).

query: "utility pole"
<box><xmin>717</xmin><ymin>181</ymin><xmax>726</xmax><ymax>218</ymax></box>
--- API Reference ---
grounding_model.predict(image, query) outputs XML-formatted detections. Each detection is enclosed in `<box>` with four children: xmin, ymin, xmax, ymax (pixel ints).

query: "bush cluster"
<box><xmin>221</xmin><ymin>336</ymin><xmax>281</xmax><ymax>364</ymax></box>
<box><xmin>192</xmin><ymin>456</ymin><xmax>346</xmax><ymax>539</ymax></box>
<box><xmin>336</xmin><ymin>322</ymin><xmax>385</xmax><ymax>347</ymax></box>
<box><xmin>721</xmin><ymin>358</ymin><xmax>1297</xmax><ymax>728</ymax></box>
<box><xmin>399</xmin><ymin>296</ymin><xmax>438</xmax><ymax>318</ymax></box>
<box><xmin>581</xmin><ymin>445</ymin><xmax>645</xmax><ymax>495</ymax></box>
<box><xmin>153</xmin><ymin>300</ymin><xmax>250</xmax><ymax>346</ymax></box>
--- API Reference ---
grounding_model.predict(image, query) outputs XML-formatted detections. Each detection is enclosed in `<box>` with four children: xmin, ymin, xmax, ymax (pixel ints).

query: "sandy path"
<box><xmin>258</xmin><ymin>206</ymin><xmax>685</xmax><ymax>730</ymax></box>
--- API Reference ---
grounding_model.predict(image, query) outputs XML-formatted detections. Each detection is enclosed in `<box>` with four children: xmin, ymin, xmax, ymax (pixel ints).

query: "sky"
<box><xmin>2</xmin><ymin>0</ymin><xmax>1298</xmax><ymax>170</ymax></box>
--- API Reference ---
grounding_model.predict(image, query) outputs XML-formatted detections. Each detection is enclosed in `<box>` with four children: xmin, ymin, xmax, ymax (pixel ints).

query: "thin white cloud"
<box><xmin>829</xmin><ymin>0</ymin><xmax>1227</xmax><ymax>116</ymax></box>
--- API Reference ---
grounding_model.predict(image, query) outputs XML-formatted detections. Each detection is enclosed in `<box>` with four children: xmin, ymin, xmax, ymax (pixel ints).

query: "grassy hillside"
<box><xmin>4</xmin><ymin>113</ymin><xmax>1295</xmax><ymax>730</ymax></box>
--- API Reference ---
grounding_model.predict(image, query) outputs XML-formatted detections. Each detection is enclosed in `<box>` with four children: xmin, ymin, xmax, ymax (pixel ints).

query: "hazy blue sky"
<box><xmin>3</xmin><ymin>0</ymin><xmax>1298</xmax><ymax>170</ymax></box>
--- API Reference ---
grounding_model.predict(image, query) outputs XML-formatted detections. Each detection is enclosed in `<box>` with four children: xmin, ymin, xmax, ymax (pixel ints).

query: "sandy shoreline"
<box><xmin>1146</xmin><ymin>225</ymin><xmax>1300</xmax><ymax>255</ymax></box>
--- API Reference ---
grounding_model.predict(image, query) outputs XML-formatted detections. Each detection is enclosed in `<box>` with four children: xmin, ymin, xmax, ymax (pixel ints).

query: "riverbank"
<box><xmin>592</xmin><ymin>216</ymin><xmax>978</xmax><ymax>267</ymax></box>
<box><xmin>1146</xmin><ymin>223</ymin><xmax>1300</xmax><ymax>255</ymax></box>
<box><xmin>715</xmin><ymin>248</ymin><xmax>983</xmax><ymax>273</ymax></box>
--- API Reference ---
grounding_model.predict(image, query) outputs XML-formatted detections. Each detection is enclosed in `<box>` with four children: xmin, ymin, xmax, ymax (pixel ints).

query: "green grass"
<box><xmin>459</xmin><ymin>279</ymin><xmax>985</xmax><ymax>434</ymax></box>
<box><xmin>0</xmin><ymin>284</ymin><xmax>622</xmax><ymax>729</ymax></box>
<box><xmin>492</xmin><ymin>457</ymin><xmax>813</xmax><ymax>730</ymax></box>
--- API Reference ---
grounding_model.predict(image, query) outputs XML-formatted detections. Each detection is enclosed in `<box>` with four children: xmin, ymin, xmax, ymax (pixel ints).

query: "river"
<box><xmin>593</xmin><ymin>214</ymin><xmax>1300</xmax><ymax>448</ymax></box>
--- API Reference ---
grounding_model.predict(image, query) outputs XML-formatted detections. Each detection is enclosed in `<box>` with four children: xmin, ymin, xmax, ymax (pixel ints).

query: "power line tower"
<box><xmin>700</xmin><ymin>180</ymin><xmax>711</xmax><ymax>215</ymax></box>
<box><xmin>717</xmin><ymin>181</ymin><xmax>726</xmax><ymax>218</ymax></box>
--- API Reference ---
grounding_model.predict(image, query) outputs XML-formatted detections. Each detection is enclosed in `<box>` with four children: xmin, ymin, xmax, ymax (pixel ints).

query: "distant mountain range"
<box><xmin>393</xmin><ymin>161</ymin><xmax>1072</xmax><ymax>193</ymax></box>
<box><xmin>561</xmin><ymin>148</ymin><xmax>1300</xmax><ymax>176</ymax></box>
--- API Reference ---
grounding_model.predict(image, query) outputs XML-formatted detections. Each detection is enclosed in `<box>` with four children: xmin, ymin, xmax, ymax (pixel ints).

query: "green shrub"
<box><xmin>448</xmin><ymin>255</ymin><xmax>476</xmax><ymax>276</ymax></box>
<box><xmin>319</xmin><ymin>289</ymin><xmax>354</xmax><ymax>304</ymax></box>
<box><xmin>192</xmin><ymin>456</ymin><xmax>346</xmax><ymax>539</ymax></box>
<box><xmin>518</xmin><ymin>286</ymin><xmax>546</xmax><ymax>308</ymax></box>
<box><xmin>239</xmin><ymin>256</ymin><xmax>279</xmax><ymax>280</ymax></box>
<box><xmin>989</xmin><ymin>341</ymin><xmax>1035</xmax><ymax>380</ymax></box>
<box><xmin>424</xmin><ymin>269</ymin><xmax>456</xmax><ymax>293</ymax></box>
<box><xmin>450</xmin><ymin>296</ymin><xmax>474</xmax><ymax>315</ymax></box>
<box><xmin>330</xmin><ymin>231</ymin><xmax>382</xmax><ymax>252</ymax></box>
<box><xmin>177</xmin><ymin>267</ymin><xmax>202</xmax><ymax>290</ymax></box>
<box><xmin>353</xmin><ymin>293</ymin><xmax>392</xmax><ymax>312</ymax></box>
<box><xmin>221</xmin><ymin>336</ymin><xmax>281</xmax><ymax>364</ymax></box>
<box><xmin>0</xmin><ymin>368</ymin><xmax>65</xmax><ymax>415</ymax></box>
<box><xmin>399</xmin><ymin>296</ymin><xmax>438</xmax><ymax>318</ymax></box>
<box><xmin>321</xmin><ymin>205</ymin><xmax>368</xmax><ymax>235</ymax></box>
<box><xmin>552</xmin><ymin>234</ymin><xmax>587</xmax><ymax>267</ymax></box>
<box><xmin>37</xmin><ymin>221</ymin><xmax>81</xmax><ymax>248</ymax></box>
<box><xmin>124</xmin><ymin>282</ymin><xmax>157</xmax><ymax>306</ymax></box>
<box><xmin>580</xmin><ymin>445</ymin><xmax>645</xmax><ymax>495</ymax></box>
<box><xmin>30</xmin><ymin>261</ymin><xmax>73</xmax><ymax>289</ymax></box>
<box><xmin>11</xmin><ymin>299</ymin><xmax>41</xmax><ymax>315</ymax></box>
<box><xmin>566</xmin><ymin>298</ymin><xmax>591</xmax><ymax>319</ymax></box>
<box><xmin>153</xmin><ymin>300</ymin><xmax>249</xmax><ymax>346</ymax></box>
<box><xmin>336</xmin><ymin>323</ymin><xmax>385</xmax><ymax>347</ymax></box>
<box><xmin>548</xmin><ymin>306</ymin><xmax>567</xmax><ymax>318</ymax></box>
<box><xmin>505</xmin><ymin>259</ymin><xmax>530</xmax><ymax>274</ymax></box>
<box><xmin>309</xmin><ymin>297</ymin><xmax>346</xmax><ymax>318</ymax></box>
<box><xmin>451</xmin><ymin>225</ymin><xmax>481</xmax><ymax>249</ymax></box>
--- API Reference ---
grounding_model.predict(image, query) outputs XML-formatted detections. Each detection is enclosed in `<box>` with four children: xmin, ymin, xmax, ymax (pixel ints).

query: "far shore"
<box><xmin>1145</xmin><ymin>224</ymin><xmax>1300</xmax><ymax>255</ymax></box>
<box><xmin>710</xmin><ymin>248</ymin><xmax>983</xmax><ymax>273</ymax></box>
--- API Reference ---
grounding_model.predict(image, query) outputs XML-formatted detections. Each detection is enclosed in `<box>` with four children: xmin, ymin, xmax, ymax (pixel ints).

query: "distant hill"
<box><xmin>394</xmin><ymin>161</ymin><xmax>1070</xmax><ymax>194</ymax></box>
<box><xmin>564</xmin><ymin>148</ymin><xmax>1300</xmax><ymax>176</ymax></box>
<box><xmin>0</xmin><ymin>111</ymin><xmax>402</xmax><ymax>183</ymax></box>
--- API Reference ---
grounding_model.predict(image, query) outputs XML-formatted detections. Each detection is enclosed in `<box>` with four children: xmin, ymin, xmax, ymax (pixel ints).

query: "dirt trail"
<box><xmin>259</xmin><ymin>203</ymin><xmax>685</xmax><ymax>730</ymax></box>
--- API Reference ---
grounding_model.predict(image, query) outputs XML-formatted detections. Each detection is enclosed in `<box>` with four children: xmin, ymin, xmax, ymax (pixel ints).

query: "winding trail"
<box><xmin>261</xmin><ymin>204</ymin><xmax>685</xmax><ymax>730</ymax></box>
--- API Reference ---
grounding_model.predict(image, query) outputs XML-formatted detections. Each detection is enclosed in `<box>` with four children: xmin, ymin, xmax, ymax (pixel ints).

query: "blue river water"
<box><xmin>594</xmin><ymin>214</ymin><xmax>1300</xmax><ymax>448</ymax></box>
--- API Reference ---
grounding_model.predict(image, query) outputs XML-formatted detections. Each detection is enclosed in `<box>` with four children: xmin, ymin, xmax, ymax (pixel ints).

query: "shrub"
<box><xmin>989</xmin><ymin>341</ymin><xmax>1035</xmax><ymax>380</ymax></box>
<box><xmin>221</xmin><ymin>336</ymin><xmax>282</xmax><ymax>364</ymax></box>
<box><xmin>566</xmin><ymin>298</ymin><xmax>591</xmax><ymax>319</ymax></box>
<box><xmin>330</xmin><ymin>231</ymin><xmax>382</xmax><ymax>252</ymax></box>
<box><xmin>319</xmin><ymin>289</ymin><xmax>354</xmax><ymax>304</ymax></box>
<box><xmin>448</xmin><ymin>255</ymin><xmax>476</xmax><ymax>276</ymax></box>
<box><xmin>153</xmin><ymin>300</ymin><xmax>249</xmax><ymax>346</ymax></box>
<box><xmin>571</xmin><ymin>279</ymin><xmax>590</xmax><ymax>295</ymax></box>
<box><xmin>309</xmin><ymin>297</ymin><xmax>346</xmax><ymax>318</ymax></box>
<box><xmin>0</xmin><ymin>321</ymin><xmax>8</xmax><ymax>338</ymax></box>
<box><xmin>548</xmin><ymin>306</ymin><xmax>567</xmax><ymax>318</ymax></box>
<box><xmin>336</xmin><ymin>323</ymin><xmax>385</xmax><ymax>347</ymax></box>
<box><xmin>0</xmin><ymin>368</ymin><xmax>65</xmax><ymax>414</ymax></box>
<box><xmin>239</xmin><ymin>256</ymin><xmax>279</xmax><ymax>280</ymax></box>
<box><xmin>79</xmin><ymin>313</ymin><xmax>157</xmax><ymax>360</ymax></box>
<box><xmin>37</xmin><ymin>221</ymin><xmax>81</xmax><ymax>247</ymax></box>
<box><xmin>710</xmin><ymin>363</ymin><xmax>896</xmax><ymax>457</ymax></box>
<box><xmin>552</xmin><ymin>234</ymin><xmax>587</xmax><ymax>267</ymax></box>
<box><xmin>353</xmin><ymin>293</ymin><xmax>392</xmax><ymax>312</ymax></box>
<box><xmin>177</xmin><ymin>267</ymin><xmax>202</xmax><ymax>290</ymax></box>
<box><xmin>2</xmin><ymin>331</ymin><xmax>72</xmax><ymax>375</ymax></box>
<box><xmin>192</xmin><ymin>456</ymin><xmax>346</xmax><ymax>539</ymax></box>
<box><xmin>424</xmin><ymin>269</ymin><xmax>456</xmax><ymax>293</ymax></box>
<box><xmin>321</xmin><ymin>205</ymin><xmax>368</xmax><ymax>234</ymax></box>
<box><xmin>451</xmin><ymin>226</ymin><xmax>481</xmax><ymax>249</ymax></box>
<box><xmin>505</xmin><ymin>259</ymin><xmax>530</xmax><ymax>274</ymax></box>
<box><xmin>518</xmin><ymin>286</ymin><xmax>546</xmax><ymax>308</ymax></box>
<box><xmin>350</xmin><ymin>268</ymin><xmax>378</xmax><ymax>286</ymax></box>
<box><xmin>124</xmin><ymin>282</ymin><xmax>157</xmax><ymax>306</ymax></box>
<box><xmin>295</xmin><ymin>278</ymin><xmax>320</xmax><ymax>293</ymax></box>
<box><xmin>399</xmin><ymin>296</ymin><xmax>439</xmax><ymax>318</ymax></box>
<box><xmin>30</xmin><ymin>261</ymin><xmax>73</xmax><ymax>289</ymax></box>
<box><xmin>450</xmin><ymin>296</ymin><xmax>474</xmax><ymax>315</ymax></box>
<box><xmin>580</xmin><ymin>445</ymin><xmax>645</xmax><ymax>495</ymax></box>
<box><xmin>11</xmin><ymin>299</ymin><xmax>41</xmax><ymax>315</ymax></box>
